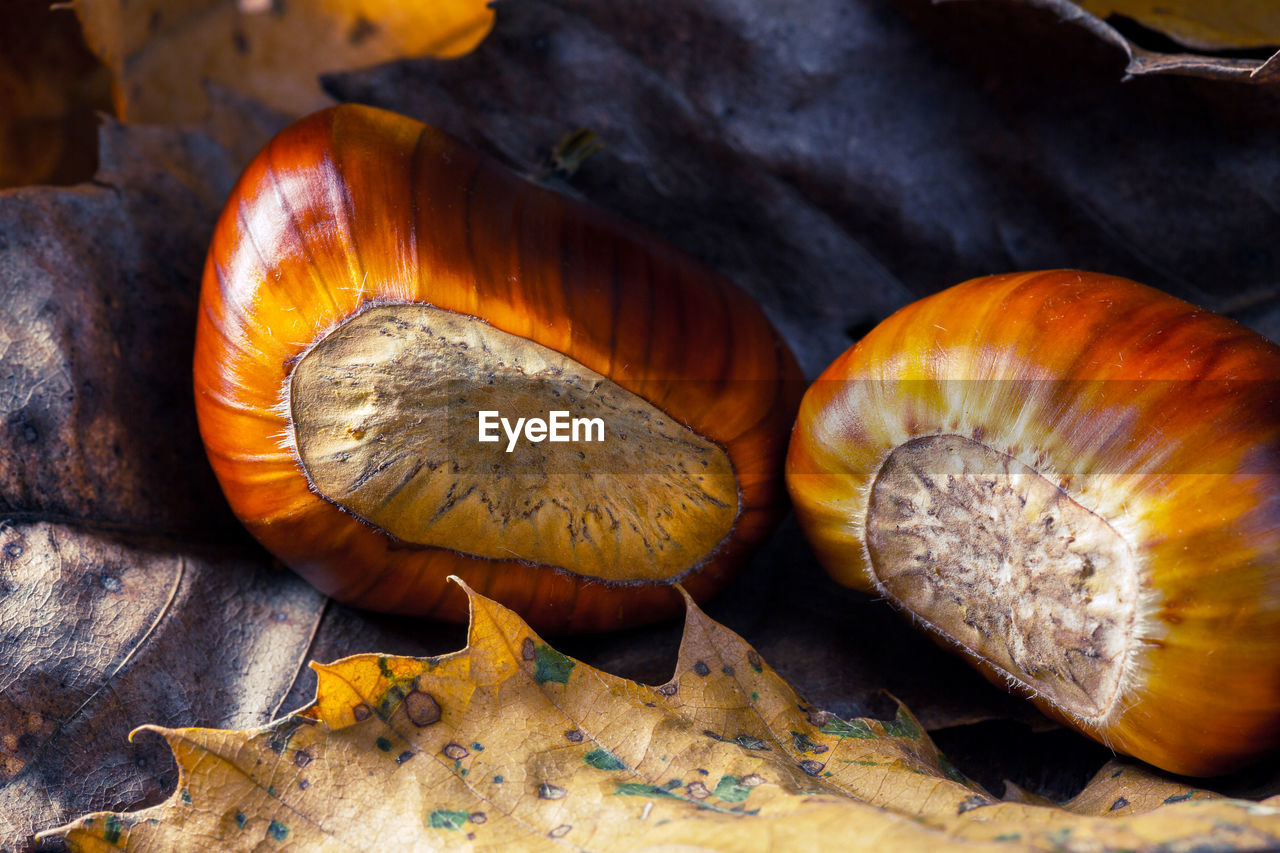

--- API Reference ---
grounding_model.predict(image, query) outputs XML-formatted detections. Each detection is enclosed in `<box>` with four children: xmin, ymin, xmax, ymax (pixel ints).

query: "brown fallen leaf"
<box><xmin>41</xmin><ymin>583</ymin><xmax>1280</xmax><ymax>852</ymax></box>
<box><xmin>972</xmin><ymin>0</ymin><xmax>1280</xmax><ymax>82</ymax></box>
<box><xmin>71</xmin><ymin>0</ymin><xmax>495</xmax><ymax>123</ymax></box>
<box><xmin>0</xmin><ymin>1</ymin><xmax>112</xmax><ymax>187</ymax></box>
<box><xmin>1074</xmin><ymin>0</ymin><xmax>1280</xmax><ymax>51</ymax></box>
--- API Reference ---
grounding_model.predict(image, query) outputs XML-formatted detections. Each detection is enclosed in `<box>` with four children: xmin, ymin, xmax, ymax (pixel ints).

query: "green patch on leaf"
<box><xmin>616</xmin><ymin>783</ymin><xmax>681</xmax><ymax>799</ymax></box>
<box><xmin>268</xmin><ymin>820</ymin><xmax>289</xmax><ymax>842</ymax></box>
<box><xmin>428</xmin><ymin>810</ymin><xmax>471</xmax><ymax>830</ymax></box>
<box><xmin>103</xmin><ymin>814</ymin><xmax>123</xmax><ymax>844</ymax></box>
<box><xmin>533</xmin><ymin>644</ymin><xmax>575</xmax><ymax>685</ymax></box>
<box><xmin>377</xmin><ymin>656</ymin><xmax>394</xmax><ymax>680</ymax></box>
<box><xmin>819</xmin><ymin>718</ymin><xmax>876</xmax><ymax>739</ymax></box>
<box><xmin>790</xmin><ymin>730</ymin><xmax>822</xmax><ymax>753</ymax></box>
<box><xmin>880</xmin><ymin>708</ymin><xmax>922</xmax><ymax>739</ymax></box>
<box><xmin>937</xmin><ymin>753</ymin><xmax>969</xmax><ymax>785</ymax></box>
<box><xmin>585</xmin><ymin>748</ymin><xmax>627</xmax><ymax>771</ymax></box>
<box><xmin>712</xmin><ymin>775</ymin><xmax>752</xmax><ymax>803</ymax></box>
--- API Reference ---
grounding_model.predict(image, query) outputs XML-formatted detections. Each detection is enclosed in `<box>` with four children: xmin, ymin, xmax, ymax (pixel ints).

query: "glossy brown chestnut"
<box><xmin>787</xmin><ymin>270</ymin><xmax>1280</xmax><ymax>775</ymax></box>
<box><xmin>195</xmin><ymin>105</ymin><xmax>801</xmax><ymax>633</ymax></box>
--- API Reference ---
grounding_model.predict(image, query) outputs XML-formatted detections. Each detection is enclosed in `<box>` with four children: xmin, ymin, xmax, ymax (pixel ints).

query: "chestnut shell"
<box><xmin>787</xmin><ymin>270</ymin><xmax>1280</xmax><ymax>775</ymax></box>
<box><xmin>195</xmin><ymin>105</ymin><xmax>801</xmax><ymax>633</ymax></box>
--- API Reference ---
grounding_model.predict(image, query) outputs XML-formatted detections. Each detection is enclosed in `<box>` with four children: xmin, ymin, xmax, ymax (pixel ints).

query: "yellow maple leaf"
<box><xmin>72</xmin><ymin>0</ymin><xmax>495</xmax><ymax>123</ymax></box>
<box><xmin>42</xmin><ymin>582</ymin><xmax>1280</xmax><ymax>851</ymax></box>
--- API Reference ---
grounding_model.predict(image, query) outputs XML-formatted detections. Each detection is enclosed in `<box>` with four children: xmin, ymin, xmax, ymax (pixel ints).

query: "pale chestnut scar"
<box><xmin>289</xmin><ymin>303</ymin><xmax>740</xmax><ymax>581</ymax></box>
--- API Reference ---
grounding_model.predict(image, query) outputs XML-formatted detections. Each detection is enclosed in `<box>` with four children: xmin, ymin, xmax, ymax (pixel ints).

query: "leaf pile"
<box><xmin>44</xmin><ymin>584</ymin><xmax>1280</xmax><ymax>851</ymax></box>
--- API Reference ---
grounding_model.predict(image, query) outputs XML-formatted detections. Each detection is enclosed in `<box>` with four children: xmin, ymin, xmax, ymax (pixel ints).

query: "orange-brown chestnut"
<box><xmin>194</xmin><ymin>105</ymin><xmax>801</xmax><ymax>633</ymax></box>
<box><xmin>786</xmin><ymin>270</ymin><xmax>1280</xmax><ymax>776</ymax></box>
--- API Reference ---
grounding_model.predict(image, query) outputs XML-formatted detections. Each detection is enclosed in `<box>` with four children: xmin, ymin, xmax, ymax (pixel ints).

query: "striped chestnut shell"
<box><xmin>195</xmin><ymin>105</ymin><xmax>801</xmax><ymax>633</ymax></box>
<box><xmin>787</xmin><ymin>270</ymin><xmax>1280</xmax><ymax>775</ymax></box>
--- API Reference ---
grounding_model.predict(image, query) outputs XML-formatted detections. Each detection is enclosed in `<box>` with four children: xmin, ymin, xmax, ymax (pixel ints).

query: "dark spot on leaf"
<box><xmin>693</xmin><ymin>661</ymin><xmax>710</xmax><ymax>676</ymax></box>
<box><xmin>471</xmin><ymin>742</ymin><xmax>484</xmax><ymax>751</ymax></box>
<box><xmin>704</xmin><ymin>731</ymin><xmax>768</xmax><ymax>750</ymax></box>
<box><xmin>235</xmin><ymin>812</ymin><xmax>246</xmax><ymax>829</ymax></box>
<box><xmin>292</xmin><ymin>750</ymin><xmax>311</xmax><ymax>767</ymax></box>
<box><xmin>232</xmin><ymin>30</ymin><xmax>249</xmax><ymax>55</ymax></box>
<box><xmin>584</xmin><ymin>749</ymin><xmax>626</xmax><ymax>771</ymax></box>
<box><xmin>21</xmin><ymin>423</ymin><xmax>37</xmax><ymax>444</ymax></box>
<box><xmin>3</xmin><ymin>543</ymin><xmax>21</xmax><ymax>558</ymax></box>
<box><xmin>493</xmin><ymin>775</ymin><xmax>504</xmax><ymax>783</ymax></box>
<box><xmin>538</xmin><ymin>782</ymin><xmax>567</xmax><ymax>800</ymax></box>
<box><xmin>747</xmin><ymin>651</ymin><xmax>763</xmax><ymax>673</ymax></box>
<box><xmin>565</xmin><ymin>729</ymin><xmax>584</xmax><ymax>742</ymax></box>
<box><xmin>404</xmin><ymin>690</ymin><xmax>441</xmax><ymax>727</ymax></box>
<box><xmin>656</xmin><ymin>683</ymin><xmax>677</xmax><ymax>697</ymax></box>
<box><xmin>722</xmin><ymin>664</ymin><xmax>734</xmax><ymax>675</ymax></box>
<box><xmin>470</xmin><ymin>812</ymin><xmax>487</xmax><ymax>824</ymax></box>
<box><xmin>522</xmin><ymin>637</ymin><xmax>536</xmax><ymax>660</ymax></box>
<box><xmin>1111</xmin><ymin>769</ymin><xmax>1124</xmax><ymax>778</ymax></box>
<box><xmin>268</xmin><ymin>820</ymin><xmax>288</xmax><ymax>842</ymax></box>
<box><xmin>353</xmin><ymin>703</ymin><xmax>371</xmax><ymax>721</ymax></box>
<box><xmin>549</xmin><ymin>825</ymin><xmax>572</xmax><ymax>838</ymax></box>
<box><xmin>266</xmin><ymin>716</ymin><xmax>307</xmax><ymax>754</ymax></box>
<box><xmin>427</xmin><ymin>810</ymin><xmax>469</xmax><ymax>830</ymax></box>
<box><xmin>298</xmin><ymin>779</ymin><xmax>309</xmax><ymax>790</ymax></box>
<box><xmin>1164</xmin><ymin>791</ymin><xmax>1195</xmax><ymax>804</ymax></box>
<box><xmin>1110</xmin><ymin>797</ymin><xmax>1129</xmax><ymax>811</ymax></box>
<box><xmin>799</xmin><ymin>759</ymin><xmax>825</xmax><ymax>776</ymax></box>
<box><xmin>348</xmin><ymin>14</ymin><xmax>378</xmax><ymax>45</ymax></box>
<box><xmin>686</xmin><ymin>781</ymin><xmax>710</xmax><ymax>799</ymax></box>
<box><xmin>533</xmin><ymin>644</ymin><xmax>575</xmax><ymax>684</ymax></box>
<box><xmin>377</xmin><ymin>657</ymin><xmax>394</xmax><ymax>679</ymax></box>
<box><xmin>376</xmin><ymin>737</ymin><xmax>392</xmax><ymax>752</ymax></box>
<box><xmin>442</xmin><ymin>743</ymin><xmax>468</xmax><ymax>760</ymax></box>
<box><xmin>790</xmin><ymin>731</ymin><xmax>826</xmax><ymax>754</ymax></box>
<box><xmin>741</xmin><ymin>774</ymin><xmax>764</xmax><ymax>787</ymax></box>
<box><xmin>396</xmin><ymin>751</ymin><xmax>414</xmax><ymax>765</ymax></box>
<box><xmin>180</xmin><ymin>788</ymin><xmax>191</xmax><ymax>804</ymax></box>
<box><xmin>957</xmin><ymin>795</ymin><xmax>991</xmax><ymax>814</ymax></box>
<box><xmin>100</xmin><ymin>575</ymin><xmax>121</xmax><ymax>592</ymax></box>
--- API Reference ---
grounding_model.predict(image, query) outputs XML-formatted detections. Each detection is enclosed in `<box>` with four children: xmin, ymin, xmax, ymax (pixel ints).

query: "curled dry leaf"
<box><xmin>42</xmin><ymin>583</ymin><xmax>1280</xmax><ymax>852</ymax></box>
<box><xmin>71</xmin><ymin>0</ymin><xmax>495</xmax><ymax>123</ymax></box>
<box><xmin>0</xmin><ymin>94</ymin><xmax>323</xmax><ymax>851</ymax></box>
<box><xmin>979</xmin><ymin>0</ymin><xmax>1280</xmax><ymax>82</ymax></box>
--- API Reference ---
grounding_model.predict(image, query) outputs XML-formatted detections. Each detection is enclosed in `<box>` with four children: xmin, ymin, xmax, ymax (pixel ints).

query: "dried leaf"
<box><xmin>43</xmin><ymin>584</ymin><xmax>1280</xmax><ymax>851</ymax></box>
<box><xmin>974</xmin><ymin>0</ymin><xmax>1280</xmax><ymax>82</ymax></box>
<box><xmin>0</xmin><ymin>2</ymin><xmax>112</xmax><ymax>187</ymax></box>
<box><xmin>1074</xmin><ymin>0</ymin><xmax>1280</xmax><ymax>51</ymax></box>
<box><xmin>72</xmin><ymin>0</ymin><xmax>495</xmax><ymax>123</ymax></box>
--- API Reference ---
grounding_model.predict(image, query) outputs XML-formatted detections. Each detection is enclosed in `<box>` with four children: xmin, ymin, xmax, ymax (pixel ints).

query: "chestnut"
<box><xmin>786</xmin><ymin>270</ymin><xmax>1280</xmax><ymax>775</ymax></box>
<box><xmin>195</xmin><ymin>105</ymin><xmax>801</xmax><ymax>633</ymax></box>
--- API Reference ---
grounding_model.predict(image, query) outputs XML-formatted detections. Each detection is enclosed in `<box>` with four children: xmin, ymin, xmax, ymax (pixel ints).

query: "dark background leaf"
<box><xmin>6</xmin><ymin>0</ymin><xmax>1280</xmax><ymax>849</ymax></box>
